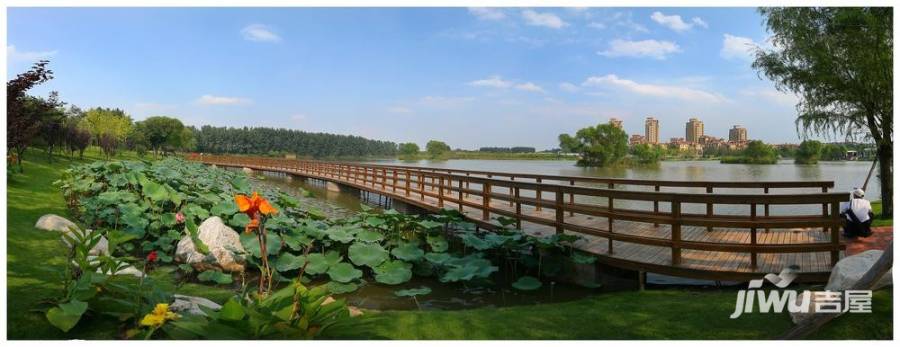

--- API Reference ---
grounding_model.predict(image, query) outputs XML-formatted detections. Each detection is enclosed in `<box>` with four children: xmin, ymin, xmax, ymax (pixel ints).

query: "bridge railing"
<box><xmin>190</xmin><ymin>154</ymin><xmax>847</xmax><ymax>270</ymax></box>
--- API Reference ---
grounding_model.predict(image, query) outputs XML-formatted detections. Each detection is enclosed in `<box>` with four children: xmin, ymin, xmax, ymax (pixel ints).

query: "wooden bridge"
<box><xmin>188</xmin><ymin>154</ymin><xmax>849</xmax><ymax>282</ymax></box>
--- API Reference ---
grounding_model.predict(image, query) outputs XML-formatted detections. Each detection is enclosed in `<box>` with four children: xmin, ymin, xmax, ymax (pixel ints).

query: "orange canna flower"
<box><xmin>234</xmin><ymin>192</ymin><xmax>277</xmax><ymax>233</ymax></box>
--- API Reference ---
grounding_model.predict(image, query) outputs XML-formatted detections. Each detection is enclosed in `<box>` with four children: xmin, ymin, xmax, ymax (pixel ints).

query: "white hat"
<box><xmin>852</xmin><ymin>188</ymin><xmax>865</xmax><ymax>198</ymax></box>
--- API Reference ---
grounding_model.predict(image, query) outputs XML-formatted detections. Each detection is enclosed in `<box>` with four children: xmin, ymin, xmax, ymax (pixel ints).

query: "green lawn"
<box><xmin>871</xmin><ymin>201</ymin><xmax>892</xmax><ymax>227</ymax></box>
<box><xmin>6</xmin><ymin>148</ymin><xmax>893</xmax><ymax>340</ymax></box>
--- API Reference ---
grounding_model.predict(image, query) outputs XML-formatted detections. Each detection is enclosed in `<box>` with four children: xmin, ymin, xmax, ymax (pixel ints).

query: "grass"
<box><xmin>361</xmin><ymin>289</ymin><xmax>892</xmax><ymax>340</ymax></box>
<box><xmin>871</xmin><ymin>201</ymin><xmax>892</xmax><ymax>227</ymax></box>
<box><xmin>6</xmin><ymin>147</ymin><xmax>893</xmax><ymax>340</ymax></box>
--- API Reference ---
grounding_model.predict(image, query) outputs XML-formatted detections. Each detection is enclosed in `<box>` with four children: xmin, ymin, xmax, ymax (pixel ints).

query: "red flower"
<box><xmin>175</xmin><ymin>212</ymin><xmax>185</xmax><ymax>224</ymax></box>
<box><xmin>147</xmin><ymin>250</ymin><xmax>158</xmax><ymax>263</ymax></box>
<box><xmin>234</xmin><ymin>192</ymin><xmax>277</xmax><ymax>233</ymax></box>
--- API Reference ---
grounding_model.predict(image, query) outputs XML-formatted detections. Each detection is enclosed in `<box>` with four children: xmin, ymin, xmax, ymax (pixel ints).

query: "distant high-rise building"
<box><xmin>644</xmin><ymin>117</ymin><xmax>659</xmax><ymax>144</ymax></box>
<box><xmin>630</xmin><ymin>134</ymin><xmax>646</xmax><ymax>145</ymax></box>
<box><xmin>685</xmin><ymin>118</ymin><xmax>704</xmax><ymax>144</ymax></box>
<box><xmin>729</xmin><ymin>125</ymin><xmax>748</xmax><ymax>143</ymax></box>
<box><xmin>609</xmin><ymin>118</ymin><xmax>623</xmax><ymax>129</ymax></box>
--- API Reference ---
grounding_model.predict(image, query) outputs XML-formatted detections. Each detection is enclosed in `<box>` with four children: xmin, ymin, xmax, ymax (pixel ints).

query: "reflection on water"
<box><xmin>364</xmin><ymin>159</ymin><xmax>880</xmax><ymax>200</ymax></box>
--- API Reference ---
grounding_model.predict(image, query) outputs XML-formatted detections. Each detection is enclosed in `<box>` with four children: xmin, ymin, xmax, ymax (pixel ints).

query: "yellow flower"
<box><xmin>140</xmin><ymin>303</ymin><xmax>180</xmax><ymax>328</ymax></box>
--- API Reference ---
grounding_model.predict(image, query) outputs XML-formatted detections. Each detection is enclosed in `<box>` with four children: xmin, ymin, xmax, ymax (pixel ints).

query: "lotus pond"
<box><xmin>53</xmin><ymin>158</ymin><xmax>645</xmax><ymax>323</ymax></box>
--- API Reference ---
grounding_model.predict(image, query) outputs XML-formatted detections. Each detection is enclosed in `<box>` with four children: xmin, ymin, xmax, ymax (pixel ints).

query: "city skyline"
<box><xmin>8</xmin><ymin>7</ymin><xmax>808</xmax><ymax>149</ymax></box>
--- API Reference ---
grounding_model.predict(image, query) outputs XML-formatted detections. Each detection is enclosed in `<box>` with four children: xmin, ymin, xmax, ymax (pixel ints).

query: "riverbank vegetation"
<box><xmin>720</xmin><ymin>141</ymin><xmax>779</xmax><ymax>164</ymax></box>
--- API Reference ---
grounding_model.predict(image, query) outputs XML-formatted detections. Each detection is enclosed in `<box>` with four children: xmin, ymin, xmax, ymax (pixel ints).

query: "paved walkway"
<box><xmin>844</xmin><ymin>226</ymin><xmax>893</xmax><ymax>256</ymax></box>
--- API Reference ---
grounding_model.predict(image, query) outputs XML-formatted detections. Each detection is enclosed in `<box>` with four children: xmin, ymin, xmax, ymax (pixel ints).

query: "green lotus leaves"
<box><xmin>355</xmin><ymin>229</ymin><xmax>384</xmax><ymax>243</ymax></box>
<box><xmin>326</xmin><ymin>281</ymin><xmax>359</xmax><ymax>294</ymax></box>
<box><xmin>572</xmin><ymin>251</ymin><xmax>597</xmax><ymax>265</ymax></box>
<box><xmin>239</xmin><ymin>233</ymin><xmax>282</xmax><ymax>259</ymax></box>
<box><xmin>426</xmin><ymin>234</ymin><xmax>449</xmax><ymax>252</ymax></box>
<box><xmin>460</xmin><ymin>233</ymin><xmax>493</xmax><ymax>251</ymax></box>
<box><xmin>275</xmin><ymin>253</ymin><xmax>306</xmax><ymax>272</ymax></box>
<box><xmin>282</xmin><ymin>231</ymin><xmax>313</xmax><ymax>251</ymax></box>
<box><xmin>141</xmin><ymin>180</ymin><xmax>169</xmax><ymax>202</ymax></box>
<box><xmin>391</xmin><ymin>242</ymin><xmax>425</xmax><ymax>262</ymax></box>
<box><xmin>229</xmin><ymin>213</ymin><xmax>251</xmax><ymax>228</ymax></box>
<box><xmin>512</xmin><ymin>276</ymin><xmax>542</xmax><ymax>291</ymax></box>
<box><xmin>323</xmin><ymin>250</ymin><xmax>343</xmax><ymax>267</ymax></box>
<box><xmin>416</xmin><ymin>220</ymin><xmax>443</xmax><ymax>230</ymax></box>
<box><xmin>374</xmin><ymin>260</ymin><xmax>413</xmax><ymax>285</ymax></box>
<box><xmin>365</xmin><ymin>216</ymin><xmax>386</xmax><ymax>227</ymax></box>
<box><xmin>304</xmin><ymin>253</ymin><xmax>331</xmax><ymax>275</ymax></box>
<box><xmin>348</xmin><ymin>242</ymin><xmax>389</xmax><ymax>268</ymax></box>
<box><xmin>441</xmin><ymin>255</ymin><xmax>497</xmax><ymax>282</ymax></box>
<box><xmin>424</xmin><ymin>252</ymin><xmax>451</xmax><ymax>265</ymax></box>
<box><xmin>326</xmin><ymin>226</ymin><xmax>356</xmax><ymax>243</ymax></box>
<box><xmin>327</xmin><ymin>262</ymin><xmax>363</xmax><ymax>283</ymax></box>
<box><xmin>440</xmin><ymin>264</ymin><xmax>479</xmax><ymax>282</ymax></box>
<box><xmin>394</xmin><ymin>286</ymin><xmax>431</xmax><ymax>297</ymax></box>
<box><xmin>210</xmin><ymin>200</ymin><xmax>238</xmax><ymax>216</ymax></box>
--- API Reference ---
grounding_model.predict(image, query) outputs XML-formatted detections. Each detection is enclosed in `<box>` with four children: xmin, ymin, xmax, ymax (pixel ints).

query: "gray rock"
<box><xmin>175</xmin><ymin>217</ymin><xmax>246</xmax><ymax>272</ymax></box>
<box><xmin>242</xmin><ymin>167</ymin><xmax>253</xmax><ymax>174</ymax></box>
<box><xmin>170</xmin><ymin>294</ymin><xmax>222</xmax><ymax>316</ymax></box>
<box><xmin>35</xmin><ymin>214</ymin><xmax>108</xmax><ymax>256</ymax></box>
<box><xmin>826</xmin><ymin>250</ymin><xmax>892</xmax><ymax>291</ymax></box>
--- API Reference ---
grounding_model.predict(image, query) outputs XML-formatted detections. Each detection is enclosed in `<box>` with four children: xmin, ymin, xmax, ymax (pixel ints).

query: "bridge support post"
<box><xmin>671</xmin><ymin>199</ymin><xmax>682</xmax><ymax>265</ymax></box>
<box><xmin>638</xmin><ymin>271</ymin><xmax>647</xmax><ymax>291</ymax></box>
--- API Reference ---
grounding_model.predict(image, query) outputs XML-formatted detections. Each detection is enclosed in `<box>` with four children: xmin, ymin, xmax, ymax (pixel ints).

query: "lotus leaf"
<box><xmin>348</xmin><ymin>242</ymin><xmax>388</xmax><ymax>268</ymax></box>
<box><xmin>391</xmin><ymin>242</ymin><xmax>425</xmax><ymax>261</ymax></box>
<box><xmin>326</xmin><ymin>226</ymin><xmax>356</xmax><ymax>243</ymax></box>
<box><xmin>512</xmin><ymin>276</ymin><xmax>542</xmax><ymax>291</ymax></box>
<box><xmin>356</xmin><ymin>229</ymin><xmax>384</xmax><ymax>243</ymax></box>
<box><xmin>426</xmin><ymin>234</ymin><xmax>448</xmax><ymax>252</ymax></box>
<box><xmin>327</xmin><ymin>262</ymin><xmax>363</xmax><ymax>283</ymax></box>
<box><xmin>423</xmin><ymin>252</ymin><xmax>451</xmax><ymax>265</ymax></box>
<box><xmin>394</xmin><ymin>286</ymin><xmax>432</xmax><ymax>297</ymax></box>
<box><xmin>374</xmin><ymin>260</ymin><xmax>413</xmax><ymax>285</ymax></box>
<box><xmin>198</xmin><ymin>270</ymin><xmax>233</xmax><ymax>284</ymax></box>
<box><xmin>275</xmin><ymin>253</ymin><xmax>306</xmax><ymax>272</ymax></box>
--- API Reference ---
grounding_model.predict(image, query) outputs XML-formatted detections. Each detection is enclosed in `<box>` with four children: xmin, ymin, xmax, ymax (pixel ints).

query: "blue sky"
<box><xmin>7</xmin><ymin>7</ymin><xmax>802</xmax><ymax>149</ymax></box>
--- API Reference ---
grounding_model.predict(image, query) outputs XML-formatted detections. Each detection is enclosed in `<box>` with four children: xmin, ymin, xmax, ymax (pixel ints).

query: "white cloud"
<box><xmin>469</xmin><ymin>75</ymin><xmax>513</xmax><ymax>89</ymax></box>
<box><xmin>196</xmin><ymin>95</ymin><xmax>252</xmax><ymax>105</ymax></box>
<box><xmin>597</xmin><ymin>39</ymin><xmax>681</xmax><ymax>60</ymax></box>
<box><xmin>559</xmin><ymin>82</ymin><xmax>580</xmax><ymax>92</ymax></box>
<box><xmin>514</xmin><ymin>82</ymin><xmax>545</xmax><ymax>93</ymax></box>
<box><xmin>241</xmin><ymin>24</ymin><xmax>281</xmax><ymax>42</ymax></box>
<box><xmin>468</xmin><ymin>7</ymin><xmax>506</xmax><ymax>21</ymax></box>
<box><xmin>650</xmin><ymin>11</ymin><xmax>707</xmax><ymax>32</ymax></box>
<box><xmin>387</xmin><ymin>106</ymin><xmax>413</xmax><ymax>114</ymax></box>
<box><xmin>521</xmin><ymin>10</ymin><xmax>568</xmax><ymax>29</ymax></box>
<box><xmin>7</xmin><ymin>45</ymin><xmax>58</xmax><ymax>62</ymax></box>
<box><xmin>692</xmin><ymin>17</ymin><xmax>709</xmax><ymax>28</ymax></box>
<box><xmin>582</xmin><ymin>74</ymin><xmax>727</xmax><ymax>103</ymax></box>
<box><xmin>721</xmin><ymin>34</ymin><xmax>760</xmax><ymax>61</ymax></box>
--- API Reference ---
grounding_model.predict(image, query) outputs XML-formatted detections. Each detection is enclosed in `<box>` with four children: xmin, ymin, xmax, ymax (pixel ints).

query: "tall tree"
<box><xmin>753</xmin><ymin>7</ymin><xmax>892</xmax><ymax>217</ymax></box>
<box><xmin>425</xmin><ymin>140</ymin><xmax>451</xmax><ymax>159</ymax></box>
<box><xmin>559</xmin><ymin>123</ymin><xmax>628</xmax><ymax>167</ymax></box>
<box><xmin>398</xmin><ymin>142</ymin><xmax>420</xmax><ymax>157</ymax></box>
<box><xmin>795</xmin><ymin>140</ymin><xmax>823</xmax><ymax>164</ymax></box>
<box><xmin>134</xmin><ymin>116</ymin><xmax>186</xmax><ymax>156</ymax></box>
<box><xmin>78</xmin><ymin>107</ymin><xmax>133</xmax><ymax>145</ymax></box>
<box><xmin>7</xmin><ymin>60</ymin><xmax>55</xmax><ymax>172</ymax></box>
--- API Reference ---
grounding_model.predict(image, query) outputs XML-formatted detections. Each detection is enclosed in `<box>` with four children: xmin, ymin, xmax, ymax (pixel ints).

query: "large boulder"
<box><xmin>826</xmin><ymin>250</ymin><xmax>892</xmax><ymax>291</ymax></box>
<box><xmin>175</xmin><ymin>217</ymin><xmax>246</xmax><ymax>272</ymax></box>
<box><xmin>790</xmin><ymin>250</ymin><xmax>892</xmax><ymax>323</ymax></box>
<box><xmin>35</xmin><ymin>214</ymin><xmax>108</xmax><ymax>256</ymax></box>
<box><xmin>170</xmin><ymin>294</ymin><xmax>222</xmax><ymax>316</ymax></box>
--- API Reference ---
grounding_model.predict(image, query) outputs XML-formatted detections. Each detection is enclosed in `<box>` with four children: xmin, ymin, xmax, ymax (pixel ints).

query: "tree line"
<box><xmin>194</xmin><ymin>126</ymin><xmax>397</xmax><ymax>158</ymax></box>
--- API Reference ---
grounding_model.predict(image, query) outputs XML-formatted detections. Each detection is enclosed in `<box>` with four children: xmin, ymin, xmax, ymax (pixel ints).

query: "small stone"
<box><xmin>826</xmin><ymin>250</ymin><xmax>892</xmax><ymax>291</ymax></box>
<box><xmin>170</xmin><ymin>294</ymin><xmax>222</xmax><ymax>316</ymax></box>
<box><xmin>36</xmin><ymin>214</ymin><xmax>108</xmax><ymax>256</ymax></box>
<box><xmin>175</xmin><ymin>217</ymin><xmax>246</xmax><ymax>272</ymax></box>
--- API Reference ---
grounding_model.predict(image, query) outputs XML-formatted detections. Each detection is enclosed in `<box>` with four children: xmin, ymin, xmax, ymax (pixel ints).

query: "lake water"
<box><xmin>363</xmin><ymin>159</ymin><xmax>881</xmax><ymax>200</ymax></box>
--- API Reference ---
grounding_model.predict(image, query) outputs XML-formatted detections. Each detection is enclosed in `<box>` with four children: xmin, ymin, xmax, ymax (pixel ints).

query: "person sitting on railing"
<box><xmin>840</xmin><ymin>188</ymin><xmax>874</xmax><ymax>238</ymax></box>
